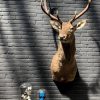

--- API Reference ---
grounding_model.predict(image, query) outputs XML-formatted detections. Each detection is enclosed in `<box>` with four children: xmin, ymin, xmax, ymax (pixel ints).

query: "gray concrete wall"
<box><xmin>0</xmin><ymin>0</ymin><xmax>100</xmax><ymax>100</ymax></box>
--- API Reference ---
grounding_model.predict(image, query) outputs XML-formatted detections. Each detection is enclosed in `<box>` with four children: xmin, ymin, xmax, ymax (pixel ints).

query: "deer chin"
<box><xmin>60</xmin><ymin>38</ymin><xmax>71</xmax><ymax>43</ymax></box>
<box><xmin>61</xmin><ymin>40</ymin><xmax>69</xmax><ymax>43</ymax></box>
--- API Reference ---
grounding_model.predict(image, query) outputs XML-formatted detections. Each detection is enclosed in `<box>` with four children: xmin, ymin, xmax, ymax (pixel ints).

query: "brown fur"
<box><xmin>50</xmin><ymin>35</ymin><xmax>77</xmax><ymax>83</ymax></box>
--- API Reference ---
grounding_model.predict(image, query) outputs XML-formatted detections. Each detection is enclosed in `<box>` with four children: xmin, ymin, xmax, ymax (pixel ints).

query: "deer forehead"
<box><xmin>59</xmin><ymin>22</ymin><xmax>73</xmax><ymax>33</ymax></box>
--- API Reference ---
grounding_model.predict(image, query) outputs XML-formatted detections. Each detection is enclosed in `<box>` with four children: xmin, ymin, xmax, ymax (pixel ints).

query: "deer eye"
<box><xmin>58</xmin><ymin>25</ymin><xmax>61</xmax><ymax>29</ymax></box>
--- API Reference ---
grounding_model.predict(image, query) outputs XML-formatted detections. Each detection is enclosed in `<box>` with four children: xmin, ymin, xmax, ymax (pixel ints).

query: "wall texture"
<box><xmin>0</xmin><ymin>0</ymin><xmax>100</xmax><ymax>100</ymax></box>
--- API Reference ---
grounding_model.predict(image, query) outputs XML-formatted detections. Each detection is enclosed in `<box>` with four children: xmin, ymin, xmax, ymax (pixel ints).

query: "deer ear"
<box><xmin>76</xmin><ymin>19</ymin><xmax>87</xmax><ymax>29</ymax></box>
<box><xmin>50</xmin><ymin>20</ymin><xmax>61</xmax><ymax>31</ymax></box>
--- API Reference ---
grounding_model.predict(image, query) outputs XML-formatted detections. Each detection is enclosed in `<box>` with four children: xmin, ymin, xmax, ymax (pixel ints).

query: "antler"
<box><xmin>70</xmin><ymin>0</ymin><xmax>92</xmax><ymax>23</ymax></box>
<box><xmin>41</xmin><ymin>0</ymin><xmax>62</xmax><ymax>23</ymax></box>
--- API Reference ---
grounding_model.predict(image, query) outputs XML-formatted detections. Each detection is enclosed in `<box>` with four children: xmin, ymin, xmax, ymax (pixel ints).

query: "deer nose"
<box><xmin>60</xmin><ymin>37</ymin><xmax>63</xmax><ymax>40</ymax></box>
<box><xmin>60</xmin><ymin>36</ymin><xmax>66</xmax><ymax>40</ymax></box>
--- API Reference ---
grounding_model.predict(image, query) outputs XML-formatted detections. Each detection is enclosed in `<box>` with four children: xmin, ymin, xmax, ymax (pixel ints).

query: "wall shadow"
<box><xmin>4</xmin><ymin>0</ymin><xmax>32</xmax><ymax>84</ymax></box>
<box><xmin>74</xmin><ymin>0</ymin><xmax>100</xmax><ymax>96</ymax></box>
<box><xmin>49</xmin><ymin>0</ymin><xmax>59</xmax><ymax>49</ymax></box>
<box><xmin>0</xmin><ymin>22</ymin><xmax>20</xmax><ymax>99</ymax></box>
<box><xmin>54</xmin><ymin>71</ymin><xmax>89</xmax><ymax>100</ymax></box>
<box><xmin>4</xmin><ymin>0</ymin><xmax>57</xmax><ymax>99</ymax></box>
<box><xmin>86</xmin><ymin>2</ymin><xmax>100</xmax><ymax>94</ymax></box>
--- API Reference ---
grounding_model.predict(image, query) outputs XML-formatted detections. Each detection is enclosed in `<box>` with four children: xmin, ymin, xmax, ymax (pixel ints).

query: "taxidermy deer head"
<box><xmin>41</xmin><ymin>0</ymin><xmax>92</xmax><ymax>83</ymax></box>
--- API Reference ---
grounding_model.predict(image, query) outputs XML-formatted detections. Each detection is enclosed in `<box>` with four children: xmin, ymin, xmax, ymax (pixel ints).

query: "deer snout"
<box><xmin>59</xmin><ymin>36</ymin><xmax>63</xmax><ymax>40</ymax></box>
<box><xmin>59</xmin><ymin>34</ymin><xmax>66</xmax><ymax>40</ymax></box>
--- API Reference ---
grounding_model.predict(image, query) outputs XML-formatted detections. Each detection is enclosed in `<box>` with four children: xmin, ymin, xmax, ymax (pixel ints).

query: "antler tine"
<box><xmin>41</xmin><ymin>0</ymin><xmax>49</xmax><ymax>15</ymax></box>
<box><xmin>70</xmin><ymin>0</ymin><xmax>92</xmax><ymax>23</ymax></box>
<box><xmin>70</xmin><ymin>11</ymin><xmax>77</xmax><ymax>23</ymax></box>
<box><xmin>41</xmin><ymin>0</ymin><xmax>61</xmax><ymax>21</ymax></box>
<box><xmin>55</xmin><ymin>9</ymin><xmax>62</xmax><ymax>24</ymax></box>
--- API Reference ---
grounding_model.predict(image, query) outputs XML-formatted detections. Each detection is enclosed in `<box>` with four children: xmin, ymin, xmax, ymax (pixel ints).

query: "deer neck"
<box><xmin>57</xmin><ymin>38</ymin><xmax>75</xmax><ymax>63</ymax></box>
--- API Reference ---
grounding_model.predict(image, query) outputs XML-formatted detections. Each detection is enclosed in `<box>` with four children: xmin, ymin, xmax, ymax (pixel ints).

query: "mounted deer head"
<box><xmin>41</xmin><ymin>0</ymin><xmax>92</xmax><ymax>82</ymax></box>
